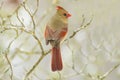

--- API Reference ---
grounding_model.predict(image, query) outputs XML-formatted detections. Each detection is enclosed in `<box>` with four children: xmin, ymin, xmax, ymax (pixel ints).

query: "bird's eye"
<box><xmin>63</xmin><ymin>13</ymin><xmax>67</xmax><ymax>16</ymax></box>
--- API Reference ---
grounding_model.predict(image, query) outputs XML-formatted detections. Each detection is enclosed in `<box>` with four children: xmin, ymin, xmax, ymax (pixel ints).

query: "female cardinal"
<box><xmin>44</xmin><ymin>6</ymin><xmax>71</xmax><ymax>71</ymax></box>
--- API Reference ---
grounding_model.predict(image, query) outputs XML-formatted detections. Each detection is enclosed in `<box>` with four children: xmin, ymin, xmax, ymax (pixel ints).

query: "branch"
<box><xmin>32</xmin><ymin>34</ymin><xmax>45</xmax><ymax>54</ymax></box>
<box><xmin>33</xmin><ymin>0</ymin><xmax>39</xmax><ymax>16</ymax></box>
<box><xmin>16</xmin><ymin>10</ymin><xmax>26</xmax><ymax>27</ymax></box>
<box><xmin>10</xmin><ymin>36</ymin><xmax>31</xmax><ymax>60</ymax></box>
<box><xmin>22</xmin><ymin>3</ymin><xmax>36</xmax><ymax>32</ymax></box>
<box><xmin>0</xmin><ymin>0</ymin><xmax>28</xmax><ymax>28</ymax></box>
<box><xmin>98</xmin><ymin>64</ymin><xmax>120</xmax><ymax>80</ymax></box>
<box><xmin>24</xmin><ymin>52</ymin><xmax>49</xmax><ymax>80</ymax></box>
<box><xmin>3</xmin><ymin>29</ymin><xmax>20</xmax><ymax>80</ymax></box>
<box><xmin>0</xmin><ymin>26</ymin><xmax>31</xmax><ymax>34</ymax></box>
<box><xmin>65</xmin><ymin>15</ymin><xmax>93</xmax><ymax>41</ymax></box>
<box><xmin>4</xmin><ymin>53</ymin><xmax>13</xmax><ymax>80</ymax></box>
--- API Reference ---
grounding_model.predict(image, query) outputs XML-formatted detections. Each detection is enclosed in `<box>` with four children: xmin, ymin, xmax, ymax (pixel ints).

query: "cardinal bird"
<box><xmin>44</xmin><ymin>6</ymin><xmax>71</xmax><ymax>71</ymax></box>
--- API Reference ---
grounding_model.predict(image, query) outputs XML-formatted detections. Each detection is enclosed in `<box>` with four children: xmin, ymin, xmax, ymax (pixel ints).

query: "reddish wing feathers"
<box><xmin>45</xmin><ymin>26</ymin><xmax>49</xmax><ymax>45</ymax></box>
<box><xmin>59</xmin><ymin>28</ymin><xmax>67</xmax><ymax>38</ymax></box>
<box><xmin>45</xmin><ymin>26</ymin><xmax>68</xmax><ymax>44</ymax></box>
<box><xmin>45</xmin><ymin>26</ymin><xmax>53</xmax><ymax>45</ymax></box>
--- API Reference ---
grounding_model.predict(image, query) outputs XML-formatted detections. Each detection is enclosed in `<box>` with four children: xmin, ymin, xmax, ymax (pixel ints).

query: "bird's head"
<box><xmin>56</xmin><ymin>6</ymin><xmax>71</xmax><ymax>19</ymax></box>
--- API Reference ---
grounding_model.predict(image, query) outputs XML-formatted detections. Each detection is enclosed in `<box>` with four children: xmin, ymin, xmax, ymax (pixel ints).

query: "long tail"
<box><xmin>51</xmin><ymin>45</ymin><xmax>63</xmax><ymax>71</ymax></box>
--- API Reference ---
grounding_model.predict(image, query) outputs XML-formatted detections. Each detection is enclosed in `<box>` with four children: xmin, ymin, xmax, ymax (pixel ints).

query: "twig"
<box><xmin>98</xmin><ymin>64</ymin><xmax>120</xmax><ymax>80</ymax></box>
<box><xmin>24</xmin><ymin>49</ymin><xmax>51</xmax><ymax>80</ymax></box>
<box><xmin>0</xmin><ymin>0</ymin><xmax>28</xmax><ymax>28</ymax></box>
<box><xmin>67</xmin><ymin>45</ymin><xmax>80</xmax><ymax>74</ymax></box>
<box><xmin>33</xmin><ymin>0</ymin><xmax>39</xmax><ymax>16</ymax></box>
<box><xmin>69</xmin><ymin>15</ymin><xmax>93</xmax><ymax>39</ymax></box>
<box><xmin>22</xmin><ymin>3</ymin><xmax>36</xmax><ymax>32</ymax></box>
<box><xmin>3</xmin><ymin>29</ymin><xmax>19</xmax><ymax>80</ymax></box>
<box><xmin>16</xmin><ymin>10</ymin><xmax>26</xmax><ymax>27</ymax></box>
<box><xmin>5</xmin><ymin>53</ymin><xmax>13</xmax><ymax>80</ymax></box>
<box><xmin>24</xmin><ymin>53</ymin><xmax>48</xmax><ymax>79</ymax></box>
<box><xmin>32</xmin><ymin>34</ymin><xmax>45</xmax><ymax>54</ymax></box>
<box><xmin>0</xmin><ymin>26</ymin><xmax>30</xmax><ymax>33</ymax></box>
<box><xmin>58</xmin><ymin>71</ymin><xmax>62</xmax><ymax>80</ymax></box>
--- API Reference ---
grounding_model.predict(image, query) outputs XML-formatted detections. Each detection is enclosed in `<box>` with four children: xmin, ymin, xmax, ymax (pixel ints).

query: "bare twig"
<box><xmin>98</xmin><ymin>64</ymin><xmax>120</xmax><ymax>80</ymax></box>
<box><xmin>4</xmin><ymin>53</ymin><xmax>13</xmax><ymax>80</ymax></box>
<box><xmin>58</xmin><ymin>71</ymin><xmax>62</xmax><ymax>80</ymax></box>
<box><xmin>69</xmin><ymin>15</ymin><xmax>93</xmax><ymax>40</ymax></box>
<box><xmin>22</xmin><ymin>3</ymin><xmax>36</xmax><ymax>32</ymax></box>
<box><xmin>33</xmin><ymin>0</ymin><xmax>39</xmax><ymax>16</ymax></box>
<box><xmin>24</xmin><ymin>49</ymin><xmax>51</xmax><ymax>79</ymax></box>
<box><xmin>24</xmin><ymin>53</ymin><xmax>48</xmax><ymax>79</ymax></box>
<box><xmin>16</xmin><ymin>10</ymin><xmax>26</xmax><ymax>27</ymax></box>
<box><xmin>0</xmin><ymin>0</ymin><xmax>28</xmax><ymax>28</ymax></box>
<box><xmin>0</xmin><ymin>26</ymin><xmax>31</xmax><ymax>33</ymax></box>
<box><xmin>3</xmin><ymin>29</ymin><xmax>19</xmax><ymax>80</ymax></box>
<box><xmin>32</xmin><ymin>34</ymin><xmax>45</xmax><ymax>54</ymax></box>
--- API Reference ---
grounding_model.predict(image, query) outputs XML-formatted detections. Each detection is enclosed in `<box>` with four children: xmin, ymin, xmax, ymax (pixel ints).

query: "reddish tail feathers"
<box><xmin>51</xmin><ymin>46</ymin><xmax>63</xmax><ymax>71</ymax></box>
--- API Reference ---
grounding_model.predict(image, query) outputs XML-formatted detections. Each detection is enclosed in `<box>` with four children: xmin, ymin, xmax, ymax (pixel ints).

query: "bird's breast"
<box><xmin>48</xmin><ymin>18</ymin><xmax>68</xmax><ymax>30</ymax></box>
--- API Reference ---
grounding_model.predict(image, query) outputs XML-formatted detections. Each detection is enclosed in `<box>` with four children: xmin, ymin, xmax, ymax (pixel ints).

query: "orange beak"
<box><xmin>67</xmin><ymin>13</ymin><xmax>71</xmax><ymax>18</ymax></box>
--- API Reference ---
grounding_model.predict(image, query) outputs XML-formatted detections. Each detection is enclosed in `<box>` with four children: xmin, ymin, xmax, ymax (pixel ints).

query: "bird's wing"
<box><xmin>45</xmin><ymin>25</ymin><xmax>67</xmax><ymax>45</ymax></box>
